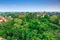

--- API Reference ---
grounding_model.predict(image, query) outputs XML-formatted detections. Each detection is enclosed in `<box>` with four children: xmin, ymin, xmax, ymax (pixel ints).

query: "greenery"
<box><xmin>0</xmin><ymin>12</ymin><xmax>60</xmax><ymax>40</ymax></box>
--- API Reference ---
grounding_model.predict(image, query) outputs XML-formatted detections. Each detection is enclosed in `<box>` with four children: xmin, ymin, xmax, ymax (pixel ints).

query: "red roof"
<box><xmin>19</xmin><ymin>14</ymin><xmax>25</xmax><ymax>18</ymax></box>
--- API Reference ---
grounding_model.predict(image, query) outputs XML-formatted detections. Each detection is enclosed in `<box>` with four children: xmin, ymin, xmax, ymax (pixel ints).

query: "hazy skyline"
<box><xmin>0</xmin><ymin>0</ymin><xmax>60</xmax><ymax>12</ymax></box>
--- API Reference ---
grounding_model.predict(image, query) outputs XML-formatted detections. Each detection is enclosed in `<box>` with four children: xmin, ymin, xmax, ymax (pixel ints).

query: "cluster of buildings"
<box><xmin>37</xmin><ymin>12</ymin><xmax>46</xmax><ymax>17</ymax></box>
<box><xmin>0</xmin><ymin>16</ymin><xmax>12</xmax><ymax>22</ymax></box>
<box><xmin>0</xmin><ymin>12</ymin><xmax>46</xmax><ymax>22</ymax></box>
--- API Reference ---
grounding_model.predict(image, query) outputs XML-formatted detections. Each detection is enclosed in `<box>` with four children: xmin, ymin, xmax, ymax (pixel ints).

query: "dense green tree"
<box><xmin>0</xmin><ymin>13</ymin><xmax>60</xmax><ymax>40</ymax></box>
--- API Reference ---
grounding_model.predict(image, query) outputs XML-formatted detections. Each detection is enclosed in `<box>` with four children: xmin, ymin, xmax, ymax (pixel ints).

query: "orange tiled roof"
<box><xmin>19</xmin><ymin>14</ymin><xmax>25</xmax><ymax>18</ymax></box>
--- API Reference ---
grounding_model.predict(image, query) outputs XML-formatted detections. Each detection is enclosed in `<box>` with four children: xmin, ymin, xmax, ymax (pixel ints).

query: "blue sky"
<box><xmin>0</xmin><ymin>0</ymin><xmax>60</xmax><ymax>12</ymax></box>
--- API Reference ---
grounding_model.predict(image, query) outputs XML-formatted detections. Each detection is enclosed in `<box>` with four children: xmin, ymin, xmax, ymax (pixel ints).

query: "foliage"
<box><xmin>0</xmin><ymin>13</ymin><xmax>60</xmax><ymax>40</ymax></box>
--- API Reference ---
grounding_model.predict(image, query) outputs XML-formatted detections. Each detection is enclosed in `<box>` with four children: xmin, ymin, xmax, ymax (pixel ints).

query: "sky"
<box><xmin>0</xmin><ymin>0</ymin><xmax>60</xmax><ymax>12</ymax></box>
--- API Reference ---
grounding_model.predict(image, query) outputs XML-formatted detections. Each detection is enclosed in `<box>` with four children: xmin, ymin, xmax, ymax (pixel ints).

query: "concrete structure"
<box><xmin>0</xmin><ymin>16</ymin><xmax>7</xmax><ymax>22</ymax></box>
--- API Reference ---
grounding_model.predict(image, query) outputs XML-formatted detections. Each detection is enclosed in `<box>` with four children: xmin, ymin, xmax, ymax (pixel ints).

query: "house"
<box><xmin>19</xmin><ymin>14</ymin><xmax>25</xmax><ymax>18</ymax></box>
<box><xmin>40</xmin><ymin>12</ymin><xmax>46</xmax><ymax>17</ymax></box>
<box><xmin>37</xmin><ymin>12</ymin><xmax>46</xmax><ymax>17</ymax></box>
<box><xmin>0</xmin><ymin>16</ymin><xmax>7</xmax><ymax>22</ymax></box>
